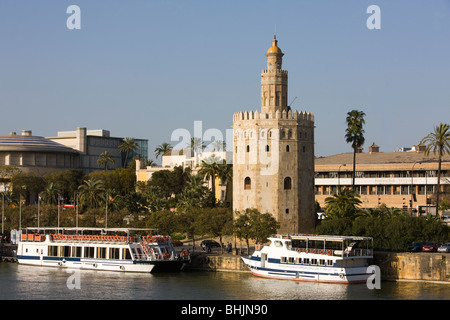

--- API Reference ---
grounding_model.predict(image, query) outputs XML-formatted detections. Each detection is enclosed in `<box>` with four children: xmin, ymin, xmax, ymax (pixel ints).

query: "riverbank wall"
<box><xmin>189</xmin><ymin>251</ymin><xmax>450</xmax><ymax>283</ymax></box>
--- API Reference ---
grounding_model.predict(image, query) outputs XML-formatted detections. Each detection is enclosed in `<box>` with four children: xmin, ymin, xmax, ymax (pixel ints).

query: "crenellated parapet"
<box><xmin>233</xmin><ymin>109</ymin><xmax>314</xmax><ymax>123</ymax></box>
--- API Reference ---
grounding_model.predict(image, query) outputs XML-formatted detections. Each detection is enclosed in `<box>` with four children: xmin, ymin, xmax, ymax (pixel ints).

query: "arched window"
<box><xmin>246</xmin><ymin>145</ymin><xmax>250</xmax><ymax>152</ymax></box>
<box><xmin>244</xmin><ymin>177</ymin><xmax>251</xmax><ymax>190</ymax></box>
<box><xmin>286</xmin><ymin>145</ymin><xmax>290</xmax><ymax>152</ymax></box>
<box><xmin>265</xmin><ymin>145</ymin><xmax>270</xmax><ymax>152</ymax></box>
<box><xmin>284</xmin><ymin>177</ymin><xmax>292</xmax><ymax>190</ymax></box>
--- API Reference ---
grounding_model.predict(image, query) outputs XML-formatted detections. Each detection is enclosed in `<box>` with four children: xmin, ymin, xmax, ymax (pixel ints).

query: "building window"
<box><xmin>286</xmin><ymin>145</ymin><xmax>290</xmax><ymax>152</ymax></box>
<box><xmin>284</xmin><ymin>177</ymin><xmax>292</xmax><ymax>190</ymax></box>
<box><xmin>246</xmin><ymin>145</ymin><xmax>250</xmax><ymax>152</ymax></box>
<box><xmin>285</xmin><ymin>208</ymin><xmax>289</xmax><ymax>214</ymax></box>
<box><xmin>244</xmin><ymin>177</ymin><xmax>251</xmax><ymax>190</ymax></box>
<box><xmin>265</xmin><ymin>145</ymin><xmax>269</xmax><ymax>152</ymax></box>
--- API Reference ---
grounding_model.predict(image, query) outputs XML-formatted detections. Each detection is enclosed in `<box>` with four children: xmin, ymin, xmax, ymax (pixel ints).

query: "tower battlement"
<box><xmin>261</xmin><ymin>69</ymin><xmax>288</xmax><ymax>75</ymax></box>
<box><xmin>233</xmin><ymin>110</ymin><xmax>314</xmax><ymax>123</ymax></box>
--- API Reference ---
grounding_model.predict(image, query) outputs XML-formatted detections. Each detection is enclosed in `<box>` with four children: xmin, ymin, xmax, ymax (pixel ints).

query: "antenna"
<box><xmin>289</xmin><ymin>96</ymin><xmax>298</xmax><ymax>107</ymax></box>
<box><xmin>274</xmin><ymin>25</ymin><xmax>277</xmax><ymax>39</ymax></box>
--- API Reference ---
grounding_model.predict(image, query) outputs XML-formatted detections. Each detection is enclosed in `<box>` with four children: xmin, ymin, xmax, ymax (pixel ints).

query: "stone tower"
<box><xmin>232</xmin><ymin>37</ymin><xmax>316</xmax><ymax>234</ymax></box>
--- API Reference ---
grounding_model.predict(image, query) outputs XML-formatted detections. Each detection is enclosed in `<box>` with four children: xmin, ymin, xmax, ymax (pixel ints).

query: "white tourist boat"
<box><xmin>241</xmin><ymin>234</ymin><xmax>373</xmax><ymax>283</ymax></box>
<box><xmin>17</xmin><ymin>227</ymin><xmax>190</xmax><ymax>273</ymax></box>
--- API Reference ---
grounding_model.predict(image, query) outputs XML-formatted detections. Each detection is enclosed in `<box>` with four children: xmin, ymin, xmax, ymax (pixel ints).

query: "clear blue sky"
<box><xmin>1</xmin><ymin>0</ymin><xmax>449</xmax><ymax>161</ymax></box>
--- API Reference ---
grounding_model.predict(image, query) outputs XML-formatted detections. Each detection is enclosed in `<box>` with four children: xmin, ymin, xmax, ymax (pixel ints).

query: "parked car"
<box><xmin>200</xmin><ymin>240</ymin><xmax>221</xmax><ymax>250</ymax></box>
<box><xmin>437</xmin><ymin>243</ymin><xmax>450</xmax><ymax>253</ymax></box>
<box><xmin>422</xmin><ymin>242</ymin><xmax>440</xmax><ymax>252</ymax></box>
<box><xmin>408</xmin><ymin>242</ymin><xmax>424</xmax><ymax>252</ymax></box>
<box><xmin>171</xmin><ymin>240</ymin><xmax>183</xmax><ymax>246</ymax></box>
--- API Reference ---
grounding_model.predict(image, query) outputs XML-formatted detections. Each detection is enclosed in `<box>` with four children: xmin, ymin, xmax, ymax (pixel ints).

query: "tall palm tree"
<box><xmin>78</xmin><ymin>178</ymin><xmax>105</xmax><ymax>209</ymax></box>
<box><xmin>345</xmin><ymin>110</ymin><xmax>366</xmax><ymax>189</ymax></box>
<box><xmin>154</xmin><ymin>142</ymin><xmax>172</xmax><ymax>159</ymax></box>
<box><xmin>97</xmin><ymin>151</ymin><xmax>115</xmax><ymax>171</ymax></box>
<box><xmin>212</xmin><ymin>140</ymin><xmax>226</xmax><ymax>152</ymax></box>
<box><xmin>217</xmin><ymin>162</ymin><xmax>233</xmax><ymax>204</ymax></box>
<box><xmin>421</xmin><ymin>123</ymin><xmax>450</xmax><ymax>216</ymax></box>
<box><xmin>198</xmin><ymin>157</ymin><xmax>221</xmax><ymax>207</ymax></box>
<box><xmin>118</xmin><ymin>138</ymin><xmax>139</xmax><ymax>168</ymax></box>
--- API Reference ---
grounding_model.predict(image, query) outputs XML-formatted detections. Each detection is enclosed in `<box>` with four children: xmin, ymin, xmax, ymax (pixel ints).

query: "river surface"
<box><xmin>0</xmin><ymin>263</ymin><xmax>449</xmax><ymax>300</ymax></box>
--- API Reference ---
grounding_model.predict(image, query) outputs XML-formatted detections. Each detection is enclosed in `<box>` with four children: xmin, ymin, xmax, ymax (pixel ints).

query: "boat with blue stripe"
<box><xmin>241</xmin><ymin>234</ymin><xmax>373</xmax><ymax>283</ymax></box>
<box><xmin>17</xmin><ymin>227</ymin><xmax>190</xmax><ymax>273</ymax></box>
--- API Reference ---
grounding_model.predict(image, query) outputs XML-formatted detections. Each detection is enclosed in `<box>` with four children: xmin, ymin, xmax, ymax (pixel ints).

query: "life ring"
<box><xmin>319</xmin><ymin>250</ymin><xmax>324</xmax><ymax>255</ymax></box>
<box><xmin>304</xmin><ymin>249</ymin><xmax>309</xmax><ymax>254</ymax></box>
<box><xmin>297</xmin><ymin>248</ymin><xmax>302</xmax><ymax>254</ymax></box>
<box><xmin>312</xmin><ymin>249</ymin><xmax>316</xmax><ymax>254</ymax></box>
<box><xmin>327</xmin><ymin>250</ymin><xmax>332</xmax><ymax>255</ymax></box>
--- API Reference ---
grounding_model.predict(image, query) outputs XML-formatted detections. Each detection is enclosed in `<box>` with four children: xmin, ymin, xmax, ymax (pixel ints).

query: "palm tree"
<box><xmin>198</xmin><ymin>157</ymin><xmax>221</xmax><ymax>207</ymax></box>
<box><xmin>421</xmin><ymin>123</ymin><xmax>450</xmax><ymax>216</ymax></box>
<box><xmin>118</xmin><ymin>138</ymin><xmax>139</xmax><ymax>168</ymax></box>
<box><xmin>177</xmin><ymin>174</ymin><xmax>209</xmax><ymax>209</ymax></box>
<box><xmin>212</xmin><ymin>140</ymin><xmax>226</xmax><ymax>152</ymax></box>
<box><xmin>40</xmin><ymin>182</ymin><xmax>61</xmax><ymax>205</ymax></box>
<box><xmin>78</xmin><ymin>178</ymin><xmax>105</xmax><ymax>209</ymax></box>
<box><xmin>345</xmin><ymin>110</ymin><xmax>366</xmax><ymax>189</ymax></box>
<box><xmin>188</xmin><ymin>137</ymin><xmax>206</xmax><ymax>153</ymax></box>
<box><xmin>216</xmin><ymin>162</ymin><xmax>233</xmax><ymax>204</ymax></box>
<box><xmin>324</xmin><ymin>187</ymin><xmax>362</xmax><ymax>219</ymax></box>
<box><xmin>154</xmin><ymin>142</ymin><xmax>172</xmax><ymax>159</ymax></box>
<box><xmin>97</xmin><ymin>151</ymin><xmax>115</xmax><ymax>171</ymax></box>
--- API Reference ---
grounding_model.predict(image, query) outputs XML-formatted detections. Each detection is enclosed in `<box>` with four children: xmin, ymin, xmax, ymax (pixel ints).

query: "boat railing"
<box><xmin>291</xmin><ymin>247</ymin><xmax>373</xmax><ymax>258</ymax></box>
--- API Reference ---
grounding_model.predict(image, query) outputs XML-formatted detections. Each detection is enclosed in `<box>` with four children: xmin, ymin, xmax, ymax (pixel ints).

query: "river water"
<box><xmin>0</xmin><ymin>263</ymin><xmax>449</xmax><ymax>301</ymax></box>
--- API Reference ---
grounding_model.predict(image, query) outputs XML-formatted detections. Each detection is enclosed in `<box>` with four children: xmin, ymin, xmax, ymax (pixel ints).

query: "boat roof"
<box><xmin>23</xmin><ymin>227</ymin><xmax>158</xmax><ymax>233</ymax></box>
<box><xmin>273</xmin><ymin>234</ymin><xmax>373</xmax><ymax>242</ymax></box>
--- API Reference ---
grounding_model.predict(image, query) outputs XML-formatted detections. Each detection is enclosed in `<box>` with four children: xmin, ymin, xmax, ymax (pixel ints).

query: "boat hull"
<box><xmin>241</xmin><ymin>256</ymin><xmax>371</xmax><ymax>284</ymax></box>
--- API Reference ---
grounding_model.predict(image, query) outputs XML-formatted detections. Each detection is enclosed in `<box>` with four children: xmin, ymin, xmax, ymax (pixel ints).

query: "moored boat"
<box><xmin>17</xmin><ymin>227</ymin><xmax>190</xmax><ymax>273</ymax></box>
<box><xmin>241</xmin><ymin>234</ymin><xmax>373</xmax><ymax>283</ymax></box>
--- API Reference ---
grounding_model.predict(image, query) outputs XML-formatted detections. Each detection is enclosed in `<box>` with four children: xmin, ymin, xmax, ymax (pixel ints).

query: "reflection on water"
<box><xmin>0</xmin><ymin>263</ymin><xmax>449</xmax><ymax>300</ymax></box>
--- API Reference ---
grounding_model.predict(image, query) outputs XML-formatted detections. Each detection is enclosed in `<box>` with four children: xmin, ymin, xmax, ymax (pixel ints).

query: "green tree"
<box><xmin>345</xmin><ymin>110</ymin><xmax>366</xmax><ymax>189</ymax></box>
<box><xmin>40</xmin><ymin>182</ymin><xmax>61</xmax><ymax>205</ymax></box>
<box><xmin>154</xmin><ymin>142</ymin><xmax>172</xmax><ymax>159</ymax></box>
<box><xmin>324</xmin><ymin>187</ymin><xmax>362</xmax><ymax>219</ymax></box>
<box><xmin>118</xmin><ymin>138</ymin><xmax>140</xmax><ymax>168</ymax></box>
<box><xmin>202</xmin><ymin>207</ymin><xmax>233</xmax><ymax>253</ymax></box>
<box><xmin>234</xmin><ymin>209</ymin><xmax>279</xmax><ymax>253</ymax></box>
<box><xmin>420</xmin><ymin>123</ymin><xmax>450</xmax><ymax>216</ymax></box>
<box><xmin>97</xmin><ymin>151</ymin><xmax>115</xmax><ymax>171</ymax></box>
<box><xmin>198</xmin><ymin>157</ymin><xmax>221</xmax><ymax>207</ymax></box>
<box><xmin>216</xmin><ymin>163</ymin><xmax>233</xmax><ymax>206</ymax></box>
<box><xmin>78</xmin><ymin>178</ymin><xmax>105</xmax><ymax>209</ymax></box>
<box><xmin>177</xmin><ymin>174</ymin><xmax>209</xmax><ymax>209</ymax></box>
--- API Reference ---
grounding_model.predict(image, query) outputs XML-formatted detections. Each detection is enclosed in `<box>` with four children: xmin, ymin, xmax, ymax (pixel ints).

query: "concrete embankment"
<box><xmin>189</xmin><ymin>251</ymin><xmax>450</xmax><ymax>283</ymax></box>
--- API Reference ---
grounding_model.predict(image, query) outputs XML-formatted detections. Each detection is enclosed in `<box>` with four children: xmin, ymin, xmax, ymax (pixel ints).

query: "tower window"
<box><xmin>244</xmin><ymin>177</ymin><xmax>251</xmax><ymax>190</ymax></box>
<box><xmin>285</xmin><ymin>208</ymin><xmax>289</xmax><ymax>214</ymax></box>
<box><xmin>284</xmin><ymin>177</ymin><xmax>292</xmax><ymax>190</ymax></box>
<box><xmin>286</xmin><ymin>145</ymin><xmax>290</xmax><ymax>152</ymax></box>
<box><xmin>265</xmin><ymin>145</ymin><xmax>270</xmax><ymax>152</ymax></box>
<box><xmin>247</xmin><ymin>145</ymin><xmax>250</xmax><ymax>152</ymax></box>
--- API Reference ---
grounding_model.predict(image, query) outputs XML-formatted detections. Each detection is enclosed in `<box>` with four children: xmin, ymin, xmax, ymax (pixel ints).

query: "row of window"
<box><xmin>315</xmin><ymin>185</ymin><xmax>436</xmax><ymax>196</ymax></box>
<box><xmin>280</xmin><ymin>256</ymin><xmax>334</xmax><ymax>266</ymax></box>
<box><xmin>45</xmin><ymin>245</ymin><xmax>132</xmax><ymax>260</ymax></box>
<box><xmin>315</xmin><ymin>170</ymin><xmax>447</xmax><ymax>179</ymax></box>
<box><xmin>236</xmin><ymin>129</ymin><xmax>309</xmax><ymax>139</ymax></box>
<box><xmin>244</xmin><ymin>177</ymin><xmax>292</xmax><ymax>190</ymax></box>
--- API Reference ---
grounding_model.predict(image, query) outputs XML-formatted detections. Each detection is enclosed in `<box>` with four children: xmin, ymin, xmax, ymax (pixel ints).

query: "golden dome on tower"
<box><xmin>267</xmin><ymin>37</ymin><xmax>282</xmax><ymax>54</ymax></box>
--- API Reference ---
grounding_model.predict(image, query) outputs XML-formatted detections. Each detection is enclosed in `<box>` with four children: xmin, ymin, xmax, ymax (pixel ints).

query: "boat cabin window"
<box><xmin>48</xmin><ymin>246</ymin><xmax>58</xmax><ymax>257</ymax></box>
<box><xmin>72</xmin><ymin>247</ymin><xmax>82</xmax><ymax>258</ymax></box>
<box><xmin>109</xmin><ymin>248</ymin><xmax>120</xmax><ymax>259</ymax></box>
<box><xmin>84</xmin><ymin>247</ymin><xmax>95</xmax><ymax>258</ymax></box>
<box><xmin>285</xmin><ymin>241</ymin><xmax>292</xmax><ymax>250</ymax></box>
<box><xmin>274</xmin><ymin>241</ymin><xmax>283</xmax><ymax>247</ymax></box>
<box><xmin>311</xmin><ymin>259</ymin><xmax>317</xmax><ymax>265</ymax></box>
<box><xmin>303</xmin><ymin>258</ymin><xmax>310</xmax><ymax>264</ymax></box>
<box><xmin>123</xmin><ymin>248</ymin><xmax>132</xmax><ymax>260</ymax></box>
<box><xmin>319</xmin><ymin>259</ymin><xmax>326</xmax><ymax>266</ymax></box>
<box><xmin>280</xmin><ymin>257</ymin><xmax>287</xmax><ymax>263</ymax></box>
<box><xmin>288</xmin><ymin>257</ymin><xmax>295</xmax><ymax>263</ymax></box>
<box><xmin>98</xmin><ymin>247</ymin><xmax>107</xmax><ymax>259</ymax></box>
<box><xmin>63</xmin><ymin>246</ymin><xmax>71</xmax><ymax>257</ymax></box>
<box><xmin>327</xmin><ymin>260</ymin><xmax>333</xmax><ymax>266</ymax></box>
